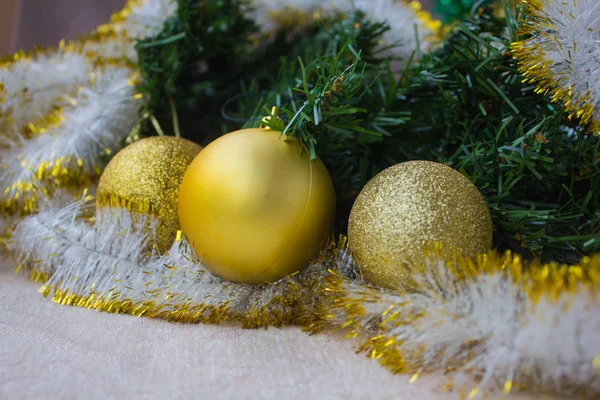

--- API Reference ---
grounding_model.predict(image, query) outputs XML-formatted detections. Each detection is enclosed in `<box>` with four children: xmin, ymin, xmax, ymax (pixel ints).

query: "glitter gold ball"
<box><xmin>178</xmin><ymin>128</ymin><xmax>336</xmax><ymax>284</ymax></box>
<box><xmin>97</xmin><ymin>136</ymin><xmax>202</xmax><ymax>252</ymax></box>
<box><xmin>348</xmin><ymin>160</ymin><xmax>493</xmax><ymax>290</ymax></box>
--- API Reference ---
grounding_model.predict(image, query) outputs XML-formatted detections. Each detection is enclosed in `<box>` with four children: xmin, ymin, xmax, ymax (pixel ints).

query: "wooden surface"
<box><xmin>4</xmin><ymin>0</ymin><xmax>124</xmax><ymax>55</ymax></box>
<box><xmin>0</xmin><ymin>0</ymin><xmax>21</xmax><ymax>55</ymax></box>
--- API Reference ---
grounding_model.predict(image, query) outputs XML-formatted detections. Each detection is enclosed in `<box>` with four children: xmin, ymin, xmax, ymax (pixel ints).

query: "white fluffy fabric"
<box><xmin>250</xmin><ymin>0</ymin><xmax>438</xmax><ymax>59</ymax></box>
<box><xmin>513</xmin><ymin>0</ymin><xmax>600</xmax><ymax>132</ymax></box>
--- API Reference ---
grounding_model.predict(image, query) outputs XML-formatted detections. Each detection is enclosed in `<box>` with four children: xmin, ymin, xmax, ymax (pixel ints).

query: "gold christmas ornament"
<box><xmin>97</xmin><ymin>136</ymin><xmax>202</xmax><ymax>252</ymax></box>
<box><xmin>178</xmin><ymin>126</ymin><xmax>336</xmax><ymax>284</ymax></box>
<box><xmin>348</xmin><ymin>160</ymin><xmax>493</xmax><ymax>289</ymax></box>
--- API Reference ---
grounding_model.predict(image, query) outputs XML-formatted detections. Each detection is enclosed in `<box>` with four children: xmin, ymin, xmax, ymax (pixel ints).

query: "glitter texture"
<box><xmin>348</xmin><ymin>161</ymin><xmax>493</xmax><ymax>289</ymax></box>
<box><xmin>96</xmin><ymin>136</ymin><xmax>201</xmax><ymax>252</ymax></box>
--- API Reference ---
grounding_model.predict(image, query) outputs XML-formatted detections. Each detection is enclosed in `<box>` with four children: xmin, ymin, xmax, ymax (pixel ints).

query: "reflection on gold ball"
<box><xmin>348</xmin><ymin>161</ymin><xmax>493</xmax><ymax>290</ymax></box>
<box><xmin>97</xmin><ymin>136</ymin><xmax>202</xmax><ymax>252</ymax></box>
<box><xmin>178</xmin><ymin>128</ymin><xmax>336</xmax><ymax>284</ymax></box>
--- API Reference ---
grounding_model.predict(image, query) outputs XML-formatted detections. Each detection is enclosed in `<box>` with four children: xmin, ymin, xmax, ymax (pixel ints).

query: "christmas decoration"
<box><xmin>0</xmin><ymin>0</ymin><xmax>177</xmax><ymax>217</ymax></box>
<box><xmin>10</xmin><ymin>198</ymin><xmax>600</xmax><ymax>396</ymax></box>
<box><xmin>0</xmin><ymin>64</ymin><xmax>141</xmax><ymax>215</ymax></box>
<box><xmin>179</xmin><ymin>124</ymin><xmax>336</xmax><ymax>284</ymax></box>
<box><xmin>253</xmin><ymin>0</ymin><xmax>599</xmax><ymax>262</ymax></box>
<box><xmin>324</xmin><ymin>249</ymin><xmax>600</xmax><ymax>396</ymax></box>
<box><xmin>512</xmin><ymin>0</ymin><xmax>600</xmax><ymax>133</ymax></box>
<box><xmin>97</xmin><ymin>136</ymin><xmax>202</xmax><ymax>252</ymax></box>
<box><xmin>11</xmin><ymin>197</ymin><xmax>330</xmax><ymax>328</ymax></box>
<box><xmin>237</xmin><ymin>2</ymin><xmax>600</xmax><ymax>261</ymax></box>
<box><xmin>135</xmin><ymin>0</ymin><xmax>441</xmax><ymax>149</ymax></box>
<box><xmin>348</xmin><ymin>161</ymin><xmax>492</xmax><ymax>289</ymax></box>
<box><xmin>4</xmin><ymin>1</ymin><xmax>600</xmax><ymax>399</ymax></box>
<box><xmin>251</xmin><ymin>0</ymin><xmax>442</xmax><ymax>56</ymax></box>
<box><xmin>87</xmin><ymin>0</ymin><xmax>177</xmax><ymax>60</ymax></box>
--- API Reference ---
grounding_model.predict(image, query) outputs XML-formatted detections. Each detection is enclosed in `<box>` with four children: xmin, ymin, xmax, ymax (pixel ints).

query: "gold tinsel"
<box><xmin>0</xmin><ymin>0</ymin><xmax>158</xmax><ymax>218</ymax></box>
<box><xmin>22</xmin><ymin>236</ymin><xmax>600</xmax><ymax>320</ymax></box>
<box><xmin>17</xmin><ymin>234</ymin><xmax>600</xmax><ymax>392</ymax></box>
<box><xmin>511</xmin><ymin>0</ymin><xmax>600</xmax><ymax>133</ymax></box>
<box><xmin>403</xmin><ymin>0</ymin><xmax>445</xmax><ymax>40</ymax></box>
<box><xmin>10</xmin><ymin>187</ymin><xmax>600</xmax><ymax>397</ymax></box>
<box><xmin>4</xmin><ymin>1</ymin><xmax>600</xmax><ymax>397</ymax></box>
<box><xmin>321</xmin><ymin>245</ymin><xmax>600</xmax><ymax>396</ymax></box>
<box><xmin>0</xmin><ymin>61</ymin><xmax>139</xmax><ymax>217</ymax></box>
<box><xmin>22</xmin><ymin>232</ymin><xmax>334</xmax><ymax>329</ymax></box>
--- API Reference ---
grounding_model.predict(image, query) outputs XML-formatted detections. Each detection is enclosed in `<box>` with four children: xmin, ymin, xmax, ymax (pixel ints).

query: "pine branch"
<box><xmin>135</xmin><ymin>0</ymin><xmax>259</xmax><ymax>143</ymax></box>
<box><xmin>391</xmin><ymin>5</ymin><xmax>600</xmax><ymax>261</ymax></box>
<box><xmin>135</xmin><ymin>1</ymin><xmax>599</xmax><ymax>261</ymax></box>
<box><xmin>254</xmin><ymin>3</ymin><xmax>600</xmax><ymax>261</ymax></box>
<box><xmin>248</xmin><ymin>12</ymin><xmax>417</xmax><ymax>228</ymax></box>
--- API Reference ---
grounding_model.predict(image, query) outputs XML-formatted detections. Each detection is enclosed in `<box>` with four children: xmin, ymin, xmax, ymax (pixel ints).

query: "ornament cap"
<box><xmin>260</xmin><ymin>106</ymin><xmax>285</xmax><ymax>131</ymax></box>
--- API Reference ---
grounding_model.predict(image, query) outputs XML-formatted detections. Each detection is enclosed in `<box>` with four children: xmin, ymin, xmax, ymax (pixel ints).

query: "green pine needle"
<box><xmin>135</xmin><ymin>1</ymin><xmax>600</xmax><ymax>262</ymax></box>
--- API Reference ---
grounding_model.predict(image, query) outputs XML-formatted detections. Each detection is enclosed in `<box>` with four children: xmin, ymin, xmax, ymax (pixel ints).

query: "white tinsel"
<box><xmin>11</xmin><ymin>198</ymin><xmax>600</xmax><ymax>396</ymax></box>
<box><xmin>117</xmin><ymin>0</ymin><xmax>177</xmax><ymax>41</ymax></box>
<box><xmin>330</xmin><ymin>258</ymin><xmax>600</xmax><ymax>397</ymax></box>
<box><xmin>0</xmin><ymin>52</ymin><xmax>92</xmax><ymax>142</ymax></box>
<box><xmin>0</xmin><ymin>0</ymin><xmax>176</xmax><ymax>140</ymax></box>
<box><xmin>0</xmin><ymin>0</ymin><xmax>179</xmax><ymax>213</ymax></box>
<box><xmin>86</xmin><ymin>0</ymin><xmax>178</xmax><ymax>60</ymax></box>
<box><xmin>514</xmin><ymin>0</ymin><xmax>600</xmax><ymax>132</ymax></box>
<box><xmin>10</xmin><ymin>200</ymin><xmax>326</xmax><ymax>325</ymax></box>
<box><xmin>250</xmin><ymin>0</ymin><xmax>439</xmax><ymax>59</ymax></box>
<box><xmin>0</xmin><ymin>66</ymin><xmax>141</xmax><ymax>210</ymax></box>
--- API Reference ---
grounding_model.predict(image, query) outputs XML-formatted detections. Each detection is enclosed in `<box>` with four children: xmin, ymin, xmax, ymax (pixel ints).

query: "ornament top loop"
<box><xmin>260</xmin><ymin>106</ymin><xmax>285</xmax><ymax>131</ymax></box>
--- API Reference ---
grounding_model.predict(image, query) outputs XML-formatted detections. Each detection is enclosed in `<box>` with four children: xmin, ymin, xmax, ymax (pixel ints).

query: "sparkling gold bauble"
<box><xmin>348</xmin><ymin>160</ymin><xmax>493</xmax><ymax>289</ymax></box>
<box><xmin>178</xmin><ymin>128</ymin><xmax>336</xmax><ymax>284</ymax></box>
<box><xmin>97</xmin><ymin>136</ymin><xmax>202</xmax><ymax>252</ymax></box>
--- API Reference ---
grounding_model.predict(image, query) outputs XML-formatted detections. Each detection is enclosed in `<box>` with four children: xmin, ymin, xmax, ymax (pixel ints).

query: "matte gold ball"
<box><xmin>97</xmin><ymin>136</ymin><xmax>202</xmax><ymax>252</ymax></box>
<box><xmin>348</xmin><ymin>160</ymin><xmax>493</xmax><ymax>289</ymax></box>
<box><xmin>178</xmin><ymin>128</ymin><xmax>336</xmax><ymax>284</ymax></box>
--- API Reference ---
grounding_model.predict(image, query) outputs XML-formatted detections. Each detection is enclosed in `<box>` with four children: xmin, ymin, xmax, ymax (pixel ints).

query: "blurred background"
<box><xmin>1</xmin><ymin>0</ymin><xmax>125</xmax><ymax>56</ymax></box>
<box><xmin>0</xmin><ymin>0</ymin><xmax>434</xmax><ymax>57</ymax></box>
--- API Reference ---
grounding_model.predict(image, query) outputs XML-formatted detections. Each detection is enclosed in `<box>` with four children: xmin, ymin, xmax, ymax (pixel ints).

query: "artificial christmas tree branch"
<box><xmin>249</xmin><ymin>3</ymin><xmax>600</xmax><ymax>261</ymax></box>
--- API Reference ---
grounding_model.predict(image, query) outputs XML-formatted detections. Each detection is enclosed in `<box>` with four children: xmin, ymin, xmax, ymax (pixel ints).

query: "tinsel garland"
<box><xmin>11</xmin><ymin>199</ymin><xmax>331</xmax><ymax>328</ymax></box>
<box><xmin>0</xmin><ymin>63</ymin><xmax>139</xmax><ymax>214</ymax></box>
<box><xmin>2</xmin><ymin>0</ymin><xmax>600</xmax><ymax>398</ymax></box>
<box><xmin>0</xmin><ymin>0</ymin><xmax>177</xmax><ymax>217</ymax></box>
<box><xmin>323</xmin><ymin>252</ymin><xmax>600</xmax><ymax>397</ymax></box>
<box><xmin>512</xmin><ymin>0</ymin><xmax>600</xmax><ymax>134</ymax></box>
<box><xmin>9</xmin><ymin>200</ymin><xmax>600</xmax><ymax>396</ymax></box>
<box><xmin>251</xmin><ymin>0</ymin><xmax>442</xmax><ymax>55</ymax></box>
